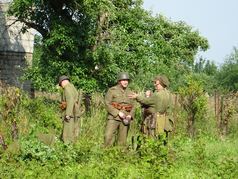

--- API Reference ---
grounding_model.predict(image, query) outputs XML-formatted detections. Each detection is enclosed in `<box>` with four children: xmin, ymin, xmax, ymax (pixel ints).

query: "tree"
<box><xmin>194</xmin><ymin>57</ymin><xmax>206</xmax><ymax>73</ymax></box>
<box><xmin>216</xmin><ymin>47</ymin><xmax>238</xmax><ymax>92</ymax></box>
<box><xmin>194</xmin><ymin>57</ymin><xmax>217</xmax><ymax>75</ymax></box>
<box><xmin>193</xmin><ymin>58</ymin><xmax>218</xmax><ymax>93</ymax></box>
<box><xmin>203</xmin><ymin>60</ymin><xmax>217</xmax><ymax>76</ymax></box>
<box><xmin>178</xmin><ymin>74</ymin><xmax>208</xmax><ymax>137</ymax></box>
<box><xmin>8</xmin><ymin>0</ymin><xmax>209</xmax><ymax>92</ymax></box>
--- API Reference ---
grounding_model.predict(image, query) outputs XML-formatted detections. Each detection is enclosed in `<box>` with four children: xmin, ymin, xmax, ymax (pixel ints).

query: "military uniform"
<box><xmin>137</xmin><ymin>89</ymin><xmax>173</xmax><ymax>136</ymax></box>
<box><xmin>60</xmin><ymin>77</ymin><xmax>81</xmax><ymax>144</ymax></box>
<box><xmin>137</xmin><ymin>75</ymin><xmax>173</xmax><ymax>137</ymax></box>
<box><xmin>104</xmin><ymin>84</ymin><xmax>135</xmax><ymax>147</ymax></box>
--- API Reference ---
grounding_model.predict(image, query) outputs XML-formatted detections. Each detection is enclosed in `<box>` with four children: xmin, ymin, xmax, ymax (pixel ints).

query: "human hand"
<box><xmin>145</xmin><ymin>90</ymin><xmax>152</xmax><ymax>97</ymax></box>
<box><xmin>119</xmin><ymin>111</ymin><xmax>126</xmax><ymax>119</ymax></box>
<box><xmin>128</xmin><ymin>92</ymin><xmax>138</xmax><ymax>99</ymax></box>
<box><xmin>64</xmin><ymin>115</ymin><xmax>71</xmax><ymax>122</ymax></box>
<box><xmin>59</xmin><ymin>101</ymin><xmax>67</xmax><ymax>110</ymax></box>
<box><xmin>123</xmin><ymin>115</ymin><xmax>132</xmax><ymax>125</ymax></box>
<box><xmin>126</xmin><ymin>115</ymin><xmax>132</xmax><ymax>120</ymax></box>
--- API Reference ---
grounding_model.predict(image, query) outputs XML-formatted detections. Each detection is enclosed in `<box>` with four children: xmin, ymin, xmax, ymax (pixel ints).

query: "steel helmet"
<box><xmin>58</xmin><ymin>75</ymin><xmax>70</xmax><ymax>86</ymax></box>
<box><xmin>117</xmin><ymin>72</ymin><xmax>130</xmax><ymax>81</ymax></box>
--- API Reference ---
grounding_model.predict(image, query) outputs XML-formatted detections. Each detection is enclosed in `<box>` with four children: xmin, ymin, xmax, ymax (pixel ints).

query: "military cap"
<box><xmin>58</xmin><ymin>75</ymin><xmax>70</xmax><ymax>86</ymax></box>
<box><xmin>117</xmin><ymin>72</ymin><xmax>130</xmax><ymax>81</ymax></box>
<box><xmin>153</xmin><ymin>75</ymin><xmax>169</xmax><ymax>87</ymax></box>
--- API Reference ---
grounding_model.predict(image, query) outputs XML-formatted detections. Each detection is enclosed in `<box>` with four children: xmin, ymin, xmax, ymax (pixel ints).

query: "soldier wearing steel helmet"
<box><xmin>104</xmin><ymin>72</ymin><xmax>135</xmax><ymax>147</ymax></box>
<box><xmin>58</xmin><ymin>75</ymin><xmax>81</xmax><ymax>144</ymax></box>
<box><xmin>129</xmin><ymin>75</ymin><xmax>173</xmax><ymax>139</ymax></box>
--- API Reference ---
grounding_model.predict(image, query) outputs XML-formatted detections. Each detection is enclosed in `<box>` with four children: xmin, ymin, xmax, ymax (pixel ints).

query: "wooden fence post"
<box><xmin>0</xmin><ymin>133</ymin><xmax>7</xmax><ymax>150</ymax></box>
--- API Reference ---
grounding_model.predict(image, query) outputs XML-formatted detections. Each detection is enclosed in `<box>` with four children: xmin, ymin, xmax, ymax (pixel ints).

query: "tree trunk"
<box><xmin>91</xmin><ymin>12</ymin><xmax>109</xmax><ymax>52</ymax></box>
<box><xmin>219</xmin><ymin>96</ymin><xmax>225</xmax><ymax>136</ymax></box>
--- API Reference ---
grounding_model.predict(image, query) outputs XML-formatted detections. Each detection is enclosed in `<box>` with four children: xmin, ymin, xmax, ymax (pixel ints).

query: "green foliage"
<box><xmin>168</xmin><ymin>135</ymin><xmax>238</xmax><ymax>178</ymax></box>
<box><xmin>203</xmin><ymin>60</ymin><xmax>218</xmax><ymax>76</ymax></box>
<box><xmin>136</xmin><ymin>135</ymin><xmax>171</xmax><ymax>177</ymax></box>
<box><xmin>0</xmin><ymin>86</ymin><xmax>27</xmax><ymax>144</ymax></box>
<box><xmin>179</xmin><ymin>74</ymin><xmax>208</xmax><ymax>121</ymax></box>
<box><xmin>178</xmin><ymin>74</ymin><xmax>208</xmax><ymax>136</ymax></box>
<box><xmin>216</xmin><ymin>157</ymin><xmax>238</xmax><ymax>178</ymax></box>
<box><xmin>193</xmin><ymin>58</ymin><xmax>218</xmax><ymax>93</ymax></box>
<box><xmin>24</xmin><ymin>97</ymin><xmax>62</xmax><ymax>134</ymax></box>
<box><xmin>216</xmin><ymin>47</ymin><xmax>238</xmax><ymax>92</ymax></box>
<box><xmin>194</xmin><ymin>57</ymin><xmax>218</xmax><ymax>75</ymax></box>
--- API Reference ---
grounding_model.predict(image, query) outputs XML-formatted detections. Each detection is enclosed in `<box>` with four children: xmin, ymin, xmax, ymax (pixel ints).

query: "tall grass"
<box><xmin>0</xmin><ymin>90</ymin><xmax>237</xmax><ymax>178</ymax></box>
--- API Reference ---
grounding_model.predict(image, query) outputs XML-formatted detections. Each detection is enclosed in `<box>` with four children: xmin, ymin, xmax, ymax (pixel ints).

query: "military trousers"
<box><xmin>62</xmin><ymin>117</ymin><xmax>80</xmax><ymax>144</ymax></box>
<box><xmin>104</xmin><ymin>119</ymin><xmax>129</xmax><ymax>147</ymax></box>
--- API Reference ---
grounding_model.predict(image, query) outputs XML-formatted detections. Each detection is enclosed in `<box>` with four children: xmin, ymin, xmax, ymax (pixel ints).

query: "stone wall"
<box><xmin>0</xmin><ymin>2</ymin><xmax>35</xmax><ymax>93</ymax></box>
<box><xmin>0</xmin><ymin>51</ymin><xmax>32</xmax><ymax>92</ymax></box>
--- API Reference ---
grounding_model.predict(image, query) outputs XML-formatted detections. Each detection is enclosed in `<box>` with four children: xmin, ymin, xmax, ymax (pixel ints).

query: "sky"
<box><xmin>143</xmin><ymin>0</ymin><xmax>238</xmax><ymax>65</ymax></box>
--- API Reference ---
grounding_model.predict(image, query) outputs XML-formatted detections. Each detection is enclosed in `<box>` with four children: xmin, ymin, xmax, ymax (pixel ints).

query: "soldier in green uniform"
<box><xmin>129</xmin><ymin>75</ymin><xmax>173</xmax><ymax>138</ymax></box>
<box><xmin>58</xmin><ymin>75</ymin><xmax>81</xmax><ymax>144</ymax></box>
<box><xmin>104</xmin><ymin>72</ymin><xmax>135</xmax><ymax>147</ymax></box>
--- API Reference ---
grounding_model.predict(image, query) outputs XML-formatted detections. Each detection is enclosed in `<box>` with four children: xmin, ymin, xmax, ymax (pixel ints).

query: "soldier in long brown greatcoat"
<box><xmin>104</xmin><ymin>72</ymin><xmax>135</xmax><ymax>147</ymax></box>
<box><xmin>58</xmin><ymin>75</ymin><xmax>82</xmax><ymax>144</ymax></box>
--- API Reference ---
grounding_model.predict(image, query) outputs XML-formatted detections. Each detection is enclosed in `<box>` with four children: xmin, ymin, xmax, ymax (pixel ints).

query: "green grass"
<box><xmin>167</xmin><ymin>136</ymin><xmax>238</xmax><ymax>178</ymax></box>
<box><xmin>0</xmin><ymin>94</ymin><xmax>237</xmax><ymax>179</ymax></box>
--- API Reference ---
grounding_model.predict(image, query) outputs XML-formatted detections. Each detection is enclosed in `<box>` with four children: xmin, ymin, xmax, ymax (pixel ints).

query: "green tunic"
<box><xmin>104</xmin><ymin>84</ymin><xmax>135</xmax><ymax>147</ymax></box>
<box><xmin>137</xmin><ymin>89</ymin><xmax>173</xmax><ymax>135</ymax></box>
<box><xmin>61</xmin><ymin>83</ymin><xmax>81</xmax><ymax>144</ymax></box>
<box><xmin>137</xmin><ymin>89</ymin><xmax>171</xmax><ymax>113</ymax></box>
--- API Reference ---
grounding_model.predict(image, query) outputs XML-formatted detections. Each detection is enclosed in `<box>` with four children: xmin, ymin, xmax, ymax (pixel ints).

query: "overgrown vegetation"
<box><xmin>2</xmin><ymin>0</ymin><xmax>237</xmax><ymax>178</ymax></box>
<box><xmin>0</xmin><ymin>87</ymin><xmax>237</xmax><ymax>178</ymax></box>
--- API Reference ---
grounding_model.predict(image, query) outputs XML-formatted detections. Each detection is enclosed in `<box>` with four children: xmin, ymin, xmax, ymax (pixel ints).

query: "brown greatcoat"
<box><xmin>61</xmin><ymin>83</ymin><xmax>82</xmax><ymax>144</ymax></box>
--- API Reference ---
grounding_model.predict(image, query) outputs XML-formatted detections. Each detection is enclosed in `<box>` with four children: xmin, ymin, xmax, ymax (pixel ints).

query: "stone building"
<box><xmin>0</xmin><ymin>0</ymin><xmax>34</xmax><ymax>92</ymax></box>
